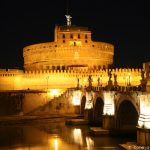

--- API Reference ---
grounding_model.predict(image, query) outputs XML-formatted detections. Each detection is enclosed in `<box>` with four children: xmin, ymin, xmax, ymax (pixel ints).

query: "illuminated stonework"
<box><xmin>72</xmin><ymin>90</ymin><xmax>82</xmax><ymax>106</ymax></box>
<box><xmin>85</xmin><ymin>91</ymin><xmax>94</xmax><ymax>109</ymax></box>
<box><xmin>23</xmin><ymin>25</ymin><xmax>114</xmax><ymax>70</ymax></box>
<box><xmin>0</xmin><ymin>16</ymin><xmax>147</xmax><ymax>91</ymax></box>
<box><xmin>138</xmin><ymin>94</ymin><xmax>150</xmax><ymax>129</ymax></box>
<box><xmin>103</xmin><ymin>91</ymin><xmax>115</xmax><ymax>115</ymax></box>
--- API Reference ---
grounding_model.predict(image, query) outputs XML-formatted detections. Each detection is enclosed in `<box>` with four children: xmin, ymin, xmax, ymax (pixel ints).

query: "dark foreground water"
<box><xmin>0</xmin><ymin>118</ymin><xmax>136</xmax><ymax>150</ymax></box>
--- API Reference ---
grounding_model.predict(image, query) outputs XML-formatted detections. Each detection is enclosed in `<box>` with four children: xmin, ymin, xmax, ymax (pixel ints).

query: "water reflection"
<box><xmin>86</xmin><ymin>137</ymin><xmax>94</xmax><ymax>150</ymax></box>
<box><xmin>73</xmin><ymin>128</ymin><xmax>83</xmax><ymax>145</ymax></box>
<box><xmin>0</xmin><ymin>118</ymin><xmax>135</xmax><ymax>150</ymax></box>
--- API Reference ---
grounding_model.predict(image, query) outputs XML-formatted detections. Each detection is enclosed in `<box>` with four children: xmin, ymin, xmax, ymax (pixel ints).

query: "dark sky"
<box><xmin>0</xmin><ymin>0</ymin><xmax>150</xmax><ymax>69</ymax></box>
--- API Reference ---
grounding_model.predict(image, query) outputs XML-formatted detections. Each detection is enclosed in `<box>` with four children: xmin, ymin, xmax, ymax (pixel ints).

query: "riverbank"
<box><xmin>0</xmin><ymin>114</ymin><xmax>83</xmax><ymax>125</ymax></box>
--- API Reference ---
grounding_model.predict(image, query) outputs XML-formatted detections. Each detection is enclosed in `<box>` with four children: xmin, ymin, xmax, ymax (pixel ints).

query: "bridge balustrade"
<box><xmin>91</xmin><ymin>85</ymin><xmax>146</xmax><ymax>92</ymax></box>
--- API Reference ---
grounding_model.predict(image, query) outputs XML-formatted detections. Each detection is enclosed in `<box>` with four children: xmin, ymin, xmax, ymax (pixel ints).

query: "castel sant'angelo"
<box><xmin>0</xmin><ymin>15</ymin><xmax>149</xmax><ymax>92</ymax></box>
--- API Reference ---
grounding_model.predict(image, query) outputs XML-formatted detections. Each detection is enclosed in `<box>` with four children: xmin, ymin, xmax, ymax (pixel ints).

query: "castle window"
<box><xmin>98</xmin><ymin>65</ymin><xmax>101</xmax><ymax>70</ymax></box>
<box><xmin>93</xmin><ymin>66</ymin><xmax>96</xmax><ymax>69</ymax></box>
<box><xmin>63</xmin><ymin>40</ymin><xmax>65</xmax><ymax>43</ymax></box>
<box><xmin>74</xmin><ymin>42</ymin><xmax>76</xmax><ymax>46</ymax></box>
<box><xmin>57</xmin><ymin>66</ymin><xmax>60</xmax><ymax>70</ymax></box>
<box><xmin>55</xmin><ymin>45</ymin><xmax>57</xmax><ymax>47</ymax></box>
<box><xmin>52</xmin><ymin>66</ymin><xmax>55</xmax><ymax>70</ymax></box>
<box><xmin>78</xmin><ymin>34</ymin><xmax>80</xmax><ymax>39</ymax></box>
<box><xmin>62</xmin><ymin>34</ymin><xmax>65</xmax><ymax>38</ymax></box>
<box><xmin>70</xmin><ymin>34</ymin><xmax>73</xmax><ymax>39</ymax></box>
<box><xmin>85</xmin><ymin>40</ymin><xmax>88</xmax><ymax>43</ymax></box>
<box><xmin>46</xmin><ymin>66</ymin><xmax>50</xmax><ymax>70</ymax></box>
<box><xmin>103</xmin><ymin>65</ymin><xmax>106</xmax><ymax>70</ymax></box>
<box><xmin>85</xmin><ymin>34</ymin><xmax>88</xmax><ymax>39</ymax></box>
<box><xmin>62</xmin><ymin>66</ymin><xmax>65</xmax><ymax>70</ymax></box>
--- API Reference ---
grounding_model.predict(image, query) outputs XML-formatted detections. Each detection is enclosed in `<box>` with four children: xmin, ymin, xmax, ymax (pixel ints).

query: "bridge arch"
<box><xmin>116</xmin><ymin>99</ymin><xmax>139</xmax><ymax>130</ymax></box>
<box><xmin>115</xmin><ymin>93</ymin><xmax>140</xmax><ymax>116</ymax></box>
<box><xmin>93</xmin><ymin>97</ymin><xmax>104</xmax><ymax>125</ymax></box>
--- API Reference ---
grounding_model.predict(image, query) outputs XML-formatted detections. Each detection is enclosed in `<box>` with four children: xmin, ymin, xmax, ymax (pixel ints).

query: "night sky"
<box><xmin>0</xmin><ymin>0</ymin><xmax>150</xmax><ymax>69</ymax></box>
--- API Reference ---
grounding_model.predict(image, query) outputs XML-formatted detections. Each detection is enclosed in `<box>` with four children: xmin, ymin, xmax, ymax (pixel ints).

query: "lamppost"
<box><xmin>77</xmin><ymin>77</ymin><xmax>80</xmax><ymax>89</ymax></box>
<box><xmin>128</xmin><ymin>73</ymin><xmax>131</xmax><ymax>86</ymax></box>
<box><xmin>99</xmin><ymin>75</ymin><xmax>102</xmax><ymax>87</ymax></box>
<box><xmin>46</xmin><ymin>76</ymin><xmax>49</xmax><ymax>90</ymax></box>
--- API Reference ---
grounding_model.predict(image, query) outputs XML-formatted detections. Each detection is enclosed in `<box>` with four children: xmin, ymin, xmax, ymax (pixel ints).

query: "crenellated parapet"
<box><xmin>0</xmin><ymin>69</ymin><xmax>24</xmax><ymax>91</ymax></box>
<box><xmin>108</xmin><ymin>68</ymin><xmax>143</xmax><ymax>86</ymax></box>
<box><xmin>0</xmin><ymin>69</ymin><xmax>24</xmax><ymax>77</ymax></box>
<box><xmin>0</xmin><ymin>67</ymin><xmax>144</xmax><ymax>91</ymax></box>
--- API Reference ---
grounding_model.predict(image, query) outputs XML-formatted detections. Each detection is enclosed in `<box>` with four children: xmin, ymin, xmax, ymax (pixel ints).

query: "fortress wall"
<box><xmin>0</xmin><ymin>69</ymin><xmax>24</xmax><ymax>90</ymax></box>
<box><xmin>0</xmin><ymin>68</ymin><xmax>143</xmax><ymax>91</ymax></box>
<box><xmin>23</xmin><ymin>93</ymin><xmax>48</xmax><ymax>114</ymax></box>
<box><xmin>23</xmin><ymin>40</ymin><xmax>114</xmax><ymax>70</ymax></box>
<box><xmin>111</xmin><ymin>68</ymin><xmax>142</xmax><ymax>86</ymax></box>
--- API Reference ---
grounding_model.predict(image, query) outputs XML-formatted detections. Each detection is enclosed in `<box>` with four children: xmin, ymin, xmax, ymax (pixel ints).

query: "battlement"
<box><xmin>22</xmin><ymin>67</ymin><xmax>143</xmax><ymax>77</ymax></box>
<box><xmin>0</xmin><ymin>69</ymin><xmax>24</xmax><ymax>77</ymax></box>
<box><xmin>0</xmin><ymin>67</ymin><xmax>143</xmax><ymax>76</ymax></box>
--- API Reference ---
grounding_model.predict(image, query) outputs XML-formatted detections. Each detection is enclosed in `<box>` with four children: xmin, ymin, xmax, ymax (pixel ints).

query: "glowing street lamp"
<box><xmin>46</xmin><ymin>76</ymin><xmax>49</xmax><ymax>90</ymax></box>
<box><xmin>128</xmin><ymin>73</ymin><xmax>131</xmax><ymax>86</ymax></box>
<box><xmin>72</xmin><ymin>90</ymin><xmax>82</xmax><ymax>106</ymax></box>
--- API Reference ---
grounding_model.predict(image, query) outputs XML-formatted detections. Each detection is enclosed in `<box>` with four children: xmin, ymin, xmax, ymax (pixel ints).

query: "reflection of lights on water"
<box><xmin>73</xmin><ymin>128</ymin><xmax>83</xmax><ymax>145</ymax></box>
<box><xmin>54</xmin><ymin>138</ymin><xmax>59</xmax><ymax>150</ymax></box>
<box><xmin>86</xmin><ymin>136</ymin><xmax>94</xmax><ymax>150</ymax></box>
<box><xmin>48</xmin><ymin>136</ymin><xmax>59</xmax><ymax>150</ymax></box>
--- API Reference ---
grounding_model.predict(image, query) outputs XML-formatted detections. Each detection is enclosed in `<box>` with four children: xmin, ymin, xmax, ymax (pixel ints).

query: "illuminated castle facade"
<box><xmin>0</xmin><ymin>15</ymin><xmax>148</xmax><ymax>91</ymax></box>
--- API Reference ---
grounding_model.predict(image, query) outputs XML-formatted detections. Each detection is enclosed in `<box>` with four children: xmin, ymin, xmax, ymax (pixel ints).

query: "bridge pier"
<box><xmin>102</xmin><ymin>115</ymin><xmax>115</xmax><ymax>130</ymax></box>
<box><xmin>137</xmin><ymin>94</ymin><xmax>150</xmax><ymax>146</ymax></box>
<box><xmin>74</xmin><ymin>106</ymin><xmax>80</xmax><ymax>114</ymax></box>
<box><xmin>84</xmin><ymin>109</ymin><xmax>93</xmax><ymax>123</ymax></box>
<box><xmin>137</xmin><ymin>127</ymin><xmax>150</xmax><ymax>146</ymax></box>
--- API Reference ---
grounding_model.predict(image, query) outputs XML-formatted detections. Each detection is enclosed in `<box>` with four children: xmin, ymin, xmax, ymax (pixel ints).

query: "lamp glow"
<box><xmin>85</xmin><ymin>91</ymin><xmax>94</xmax><ymax>109</ymax></box>
<box><xmin>73</xmin><ymin>128</ymin><xmax>83</xmax><ymax>145</ymax></box>
<box><xmin>103</xmin><ymin>91</ymin><xmax>115</xmax><ymax>115</ymax></box>
<box><xmin>72</xmin><ymin>90</ymin><xmax>81</xmax><ymax>106</ymax></box>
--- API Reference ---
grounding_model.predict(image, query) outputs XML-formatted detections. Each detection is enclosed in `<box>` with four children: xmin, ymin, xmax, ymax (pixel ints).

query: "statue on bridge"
<box><xmin>88</xmin><ymin>75</ymin><xmax>93</xmax><ymax>90</ymax></box>
<box><xmin>77</xmin><ymin>77</ymin><xmax>80</xmax><ymax>89</ymax></box>
<box><xmin>140</xmin><ymin>70</ymin><xmax>146</xmax><ymax>91</ymax></box>
<box><xmin>108</xmin><ymin>71</ymin><xmax>113</xmax><ymax>87</ymax></box>
<box><xmin>114</xmin><ymin>74</ymin><xmax>118</xmax><ymax>86</ymax></box>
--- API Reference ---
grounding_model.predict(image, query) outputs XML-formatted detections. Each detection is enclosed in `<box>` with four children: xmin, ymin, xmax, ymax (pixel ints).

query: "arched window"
<box><xmin>78</xmin><ymin>34</ymin><xmax>80</xmax><ymax>39</ymax></box>
<box><xmin>70</xmin><ymin>34</ymin><xmax>73</xmax><ymax>39</ymax></box>
<box><xmin>85</xmin><ymin>34</ymin><xmax>88</xmax><ymax>39</ymax></box>
<box><xmin>52</xmin><ymin>66</ymin><xmax>55</xmax><ymax>70</ymax></box>
<box><xmin>62</xmin><ymin>34</ymin><xmax>65</xmax><ymax>38</ymax></box>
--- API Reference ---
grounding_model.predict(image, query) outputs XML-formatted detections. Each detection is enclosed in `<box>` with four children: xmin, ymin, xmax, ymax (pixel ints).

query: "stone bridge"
<box><xmin>69</xmin><ymin>86</ymin><xmax>150</xmax><ymax>146</ymax></box>
<box><xmin>0</xmin><ymin>86</ymin><xmax>150</xmax><ymax>145</ymax></box>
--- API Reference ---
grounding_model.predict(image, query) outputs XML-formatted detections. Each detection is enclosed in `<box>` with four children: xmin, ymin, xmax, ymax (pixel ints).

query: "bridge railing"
<box><xmin>92</xmin><ymin>85</ymin><xmax>146</xmax><ymax>92</ymax></box>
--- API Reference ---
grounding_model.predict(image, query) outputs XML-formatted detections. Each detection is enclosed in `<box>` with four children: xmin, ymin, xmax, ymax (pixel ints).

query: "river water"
<box><xmin>0</xmin><ymin>118</ymin><xmax>136</xmax><ymax>150</ymax></box>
